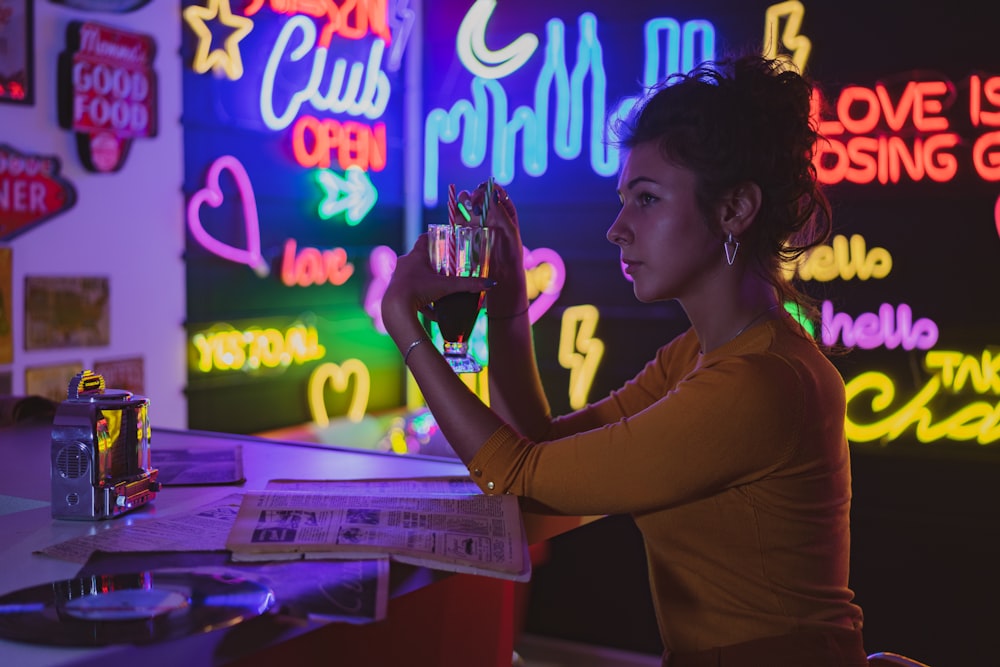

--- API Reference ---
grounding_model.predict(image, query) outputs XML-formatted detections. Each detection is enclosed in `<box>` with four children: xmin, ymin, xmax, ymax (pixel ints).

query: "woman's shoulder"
<box><xmin>701</xmin><ymin>318</ymin><xmax>843</xmax><ymax>386</ymax></box>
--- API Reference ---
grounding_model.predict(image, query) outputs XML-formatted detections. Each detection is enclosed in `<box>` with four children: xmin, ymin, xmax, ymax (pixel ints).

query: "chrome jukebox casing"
<box><xmin>50</xmin><ymin>370</ymin><xmax>159</xmax><ymax>520</ymax></box>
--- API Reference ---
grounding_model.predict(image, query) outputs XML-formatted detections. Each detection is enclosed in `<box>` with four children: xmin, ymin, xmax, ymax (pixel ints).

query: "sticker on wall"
<box><xmin>49</xmin><ymin>0</ymin><xmax>153</xmax><ymax>14</ymax></box>
<box><xmin>57</xmin><ymin>21</ymin><xmax>158</xmax><ymax>173</ymax></box>
<box><xmin>0</xmin><ymin>0</ymin><xmax>34</xmax><ymax>105</ymax></box>
<box><xmin>93</xmin><ymin>355</ymin><xmax>144</xmax><ymax>394</ymax></box>
<box><xmin>25</xmin><ymin>360</ymin><xmax>83</xmax><ymax>402</ymax></box>
<box><xmin>0</xmin><ymin>144</ymin><xmax>78</xmax><ymax>240</ymax></box>
<box><xmin>23</xmin><ymin>276</ymin><xmax>109</xmax><ymax>350</ymax></box>
<box><xmin>0</xmin><ymin>247</ymin><xmax>11</xmax><ymax>363</ymax></box>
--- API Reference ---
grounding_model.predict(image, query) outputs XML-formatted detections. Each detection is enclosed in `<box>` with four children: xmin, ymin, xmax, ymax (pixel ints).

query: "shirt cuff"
<box><xmin>467</xmin><ymin>424</ymin><xmax>520</xmax><ymax>494</ymax></box>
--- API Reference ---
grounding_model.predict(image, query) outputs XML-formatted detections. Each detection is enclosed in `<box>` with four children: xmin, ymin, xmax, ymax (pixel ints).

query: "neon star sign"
<box><xmin>184</xmin><ymin>0</ymin><xmax>254</xmax><ymax>80</ymax></box>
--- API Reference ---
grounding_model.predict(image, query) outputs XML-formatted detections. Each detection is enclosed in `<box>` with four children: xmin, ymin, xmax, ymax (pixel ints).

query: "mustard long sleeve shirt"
<box><xmin>468</xmin><ymin>318</ymin><xmax>864</xmax><ymax>653</ymax></box>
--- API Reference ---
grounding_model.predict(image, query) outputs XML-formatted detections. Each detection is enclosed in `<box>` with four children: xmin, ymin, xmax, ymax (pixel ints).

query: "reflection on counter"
<box><xmin>256</xmin><ymin>407</ymin><xmax>461</xmax><ymax>460</ymax></box>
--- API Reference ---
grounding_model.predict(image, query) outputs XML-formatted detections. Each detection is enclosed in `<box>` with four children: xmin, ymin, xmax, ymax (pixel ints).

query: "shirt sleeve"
<box><xmin>466</xmin><ymin>346</ymin><xmax>807</xmax><ymax>516</ymax></box>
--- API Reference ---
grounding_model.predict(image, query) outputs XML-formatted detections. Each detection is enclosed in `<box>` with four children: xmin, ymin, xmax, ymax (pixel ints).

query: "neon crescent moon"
<box><xmin>456</xmin><ymin>0</ymin><xmax>538</xmax><ymax>79</ymax></box>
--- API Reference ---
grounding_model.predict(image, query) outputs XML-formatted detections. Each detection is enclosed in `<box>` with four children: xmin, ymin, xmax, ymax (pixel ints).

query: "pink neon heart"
<box><xmin>187</xmin><ymin>155</ymin><xmax>269</xmax><ymax>276</ymax></box>
<box><xmin>995</xmin><ymin>193</ymin><xmax>1000</xmax><ymax>240</ymax></box>
<box><xmin>523</xmin><ymin>246</ymin><xmax>565</xmax><ymax>324</ymax></box>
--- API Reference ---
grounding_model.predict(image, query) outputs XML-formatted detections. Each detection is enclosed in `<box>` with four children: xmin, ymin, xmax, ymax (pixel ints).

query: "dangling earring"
<box><xmin>724</xmin><ymin>233</ymin><xmax>740</xmax><ymax>266</ymax></box>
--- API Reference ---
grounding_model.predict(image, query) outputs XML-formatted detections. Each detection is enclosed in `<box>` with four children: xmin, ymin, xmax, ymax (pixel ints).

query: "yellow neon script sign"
<box><xmin>309</xmin><ymin>359</ymin><xmax>371</xmax><ymax>425</ymax></box>
<box><xmin>845</xmin><ymin>349</ymin><xmax>1000</xmax><ymax>445</ymax></box>
<box><xmin>788</xmin><ymin>233</ymin><xmax>893</xmax><ymax>282</ymax></box>
<box><xmin>558</xmin><ymin>305</ymin><xmax>603</xmax><ymax>410</ymax></box>
<box><xmin>191</xmin><ymin>324</ymin><xmax>325</xmax><ymax>372</ymax></box>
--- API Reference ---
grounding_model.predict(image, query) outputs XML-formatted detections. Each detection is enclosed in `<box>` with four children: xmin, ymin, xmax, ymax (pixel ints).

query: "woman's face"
<box><xmin>608</xmin><ymin>141</ymin><xmax>722</xmax><ymax>303</ymax></box>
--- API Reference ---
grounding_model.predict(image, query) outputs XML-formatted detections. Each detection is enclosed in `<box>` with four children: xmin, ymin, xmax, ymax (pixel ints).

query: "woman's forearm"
<box><xmin>391</xmin><ymin>314</ymin><xmax>505</xmax><ymax>465</ymax></box>
<box><xmin>486</xmin><ymin>309</ymin><xmax>552</xmax><ymax>440</ymax></box>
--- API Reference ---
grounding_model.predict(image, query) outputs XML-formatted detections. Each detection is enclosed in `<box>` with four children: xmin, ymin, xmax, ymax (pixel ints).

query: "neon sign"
<box><xmin>456</xmin><ymin>0</ymin><xmax>539</xmax><ymax>79</ymax></box>
<box><xmin>424</xmin><ymin>9</ymin><xmax>716</xmax><ymax>204</ymax></box>
<box><xmin>191</xmin><ymin>322</ymin><xmax>325</xmax><ymax>372</ymax></box>
<box><xmin>293</xmin><ymin>118</ymin><xmax>386</xmax><ymax>172</ymax></box>
<box><xmin>315</xmin><ymin>166</ymin><xmax>378</xmax><ymax>223</ymax></box>
<box><xmin>364</xmin><ymin>245</ymin><xmax>396</xmax><ymax>334</ymax></box>
<box><xmin>280</xmin><ymin>239</ymin><xmax>354</xmax><ymax>287</ymax></box>
<box><xmin>187</xmin><ymin>155</ymin><xmax>270</xmax><ymax>277</ymax></box>
<box><xmin>309</xmin><ymin>359</ymin><xmax>371</xmax><ymax>425</ymax></box>
<box><xmin>260</xmin><ymin>16</ymin><xmax>391</xmax><ymax>131</ymax></box>
<box><xmin>821</xmin><ymin>301</ymin><xmax>938</xmax><ymax>351</ymax></box>
<box><xmin>762</xmin><ymin>1</ymin><xmax>810</xmax><ymax>73</ymax></box>
<box><xmin>523</xmin><ymin>246</ymin><xmax>566</xmax><ymax>323</ymax></box>
<box><xmin>846</xmin><ymin>349</ymin><xmax>1000</xmax><ymax>445</ymax></box>
<box><xmin>558</xmin><ymin>304</ymin><xmax>603</xmax><ymax>409</ymax></box>
<box><xmin>245</xmin><ymin>0</ymin><xmax>391</xmax><ymax>48</ymax></box>
<box><xmin>183</xmin><ymin>0</ymin><xmax>254</xmax><ymax>80</ymax></box>
<box><xmin>789</xmin><ymin>234</ymin><xmax>892</xmax><ymax>282</ymax></box>
<box><xmin>808</xmin><ymin>73</ymin><xmax>1000</xmax><ymax>190</ymax></box>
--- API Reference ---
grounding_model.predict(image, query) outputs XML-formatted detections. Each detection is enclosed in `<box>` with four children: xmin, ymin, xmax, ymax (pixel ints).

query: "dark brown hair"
<box><xmin>613</xmin><ymin>54</ymin><xmax>831</xmax><ymax>327</ymax></box>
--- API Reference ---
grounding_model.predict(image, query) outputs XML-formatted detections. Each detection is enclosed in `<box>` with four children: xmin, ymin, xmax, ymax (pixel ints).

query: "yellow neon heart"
<box><xmin>525</xmin><ymin>263</ymin><xmax>554</xmax><ymax>298</ymax></box>
<box><xmin>308</xmin><ymin>359</ymin><xmax>370</xmax><ymax>426</ymax></box>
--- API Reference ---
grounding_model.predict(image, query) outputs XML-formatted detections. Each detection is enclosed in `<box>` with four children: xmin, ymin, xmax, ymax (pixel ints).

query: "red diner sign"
<box><xmin>0</xmin><ymin>144</ymin><xmax>78</xmax><ymax>241</ymax></box>
<box><xmin>58</xmin><ymin>21</ymin><xmax>158</xmax><ymax>173</ymax></box>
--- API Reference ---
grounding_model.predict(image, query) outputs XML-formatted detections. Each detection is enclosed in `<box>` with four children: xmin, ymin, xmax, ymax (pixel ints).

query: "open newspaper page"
<box><xmin>226</xmin><ymin>477</ymin><xmax>531</xmax><ymax>582</ymax></box>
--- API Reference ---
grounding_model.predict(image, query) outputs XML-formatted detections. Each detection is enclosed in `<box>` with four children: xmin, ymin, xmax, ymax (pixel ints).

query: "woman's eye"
<box><xmin>639</xmin><ymin>193</ymin><xmax>657</xmax><ymax>206</ymax></box>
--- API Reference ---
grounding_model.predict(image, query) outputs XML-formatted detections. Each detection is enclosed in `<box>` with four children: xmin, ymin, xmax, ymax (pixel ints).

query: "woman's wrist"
<box><xmin>485</xmin><ymin>285</ymin><xmax>529</xmax><ymax>319</ymax></box>
<box><xmin>487</xmin><ymin>304</ymin><xmax>530</xmax><ymax>321</ymax></box>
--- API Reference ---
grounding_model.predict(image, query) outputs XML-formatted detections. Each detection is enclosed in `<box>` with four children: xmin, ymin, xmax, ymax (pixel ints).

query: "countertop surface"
<box><xmin>0</xmin><ymin>423</ymin><xmax>476</xmax><ymax>667</ymax></box>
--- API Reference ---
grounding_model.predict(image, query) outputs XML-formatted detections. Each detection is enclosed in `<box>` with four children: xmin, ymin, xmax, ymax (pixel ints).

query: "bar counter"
<box><xmin>0</xmin><ymin>422</ymin><xmax>594</xmax><ymax>667</ymax></box>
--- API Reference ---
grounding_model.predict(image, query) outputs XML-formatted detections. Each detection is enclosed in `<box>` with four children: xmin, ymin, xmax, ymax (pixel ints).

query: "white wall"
<box><xmin>0</xmin><ymin>0</ymin><xmax>187</xmax><ymax>428</ymax></box>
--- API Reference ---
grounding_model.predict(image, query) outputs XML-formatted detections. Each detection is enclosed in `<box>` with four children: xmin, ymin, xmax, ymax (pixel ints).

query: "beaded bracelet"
<box><xmin>403</xmin><ymin>336</ymin><xmax>431</xmax><ymax>365</ymax></box>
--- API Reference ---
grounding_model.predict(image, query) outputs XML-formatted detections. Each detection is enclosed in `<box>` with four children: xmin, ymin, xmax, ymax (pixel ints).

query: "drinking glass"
<box><xmin>427</xmin><ymin>224</ymin><xmax>494</xmax><ymax>373</ymax></box>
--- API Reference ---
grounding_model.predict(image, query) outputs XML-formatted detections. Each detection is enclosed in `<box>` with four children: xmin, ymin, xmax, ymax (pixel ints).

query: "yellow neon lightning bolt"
<box><xmin>763</xmin><ymin>0</ymin><xmax>811</xmax><ymax>73</ymax></box>
<box><xmin>558</xmin><ymin>305</ymin><xmax>604</xmax><ymax>410</ymax></box>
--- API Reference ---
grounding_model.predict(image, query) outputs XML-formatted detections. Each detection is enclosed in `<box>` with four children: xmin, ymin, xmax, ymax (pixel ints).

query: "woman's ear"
<box><xmin>718</xmin><ymin>181</ymin><xmax>762</xmax><ymax>237</ymax></box>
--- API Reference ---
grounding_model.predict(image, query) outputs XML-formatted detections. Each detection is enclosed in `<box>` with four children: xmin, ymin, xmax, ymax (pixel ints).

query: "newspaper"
<box><xmin>37</xmin><ymin>493</ymin><xmax>244</xmax><ymax>563</ymax></box>
<box><xmin>226</xmin><ymin>477</ymin><xmax>531</xmax><ymax>582</ymax></box>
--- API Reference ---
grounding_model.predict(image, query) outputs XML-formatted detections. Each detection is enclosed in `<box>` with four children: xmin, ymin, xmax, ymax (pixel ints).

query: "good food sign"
<box><xmin>58</xmin><ymin>21</ymin><xmax>158</xmax><ymax>173</ymax></box>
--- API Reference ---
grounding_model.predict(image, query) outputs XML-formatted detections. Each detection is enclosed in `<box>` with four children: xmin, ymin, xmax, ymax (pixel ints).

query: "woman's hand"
<box><xmin>462</xmin><ymin>182</ymin><xmax>528</xmax><ymax>317</ymax></box>
<box><xmin>381</xmin><ymin>234</ymin><xmax>493</xmax><ymax>343</ymax></box>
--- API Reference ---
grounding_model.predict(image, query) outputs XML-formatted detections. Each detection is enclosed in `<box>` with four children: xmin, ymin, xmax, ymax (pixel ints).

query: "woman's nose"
<box><xmin>606</xmin><ymin>212</ymin><xmax>629</xmax><ymax>246</ymax></box>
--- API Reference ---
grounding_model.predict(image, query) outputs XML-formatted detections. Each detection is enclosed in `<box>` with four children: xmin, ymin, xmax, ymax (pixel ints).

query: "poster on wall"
<box><xmin>180</xmin><ymin>0</ymin><xmax>410</xmax><ymax>433</ymax></box>
<box><xmin>23</xmin><ymin>276</ymin><xmax>110</xmax><ymax>350</ymax></box>
<box><xmin>0</xmin><ymin>0</ymin><xmax>33</xmax><ymax>105</ymax></box>
<box><xmin>420</xmin><ymin>0</ymin><xmax>1000</xmax><ymax>456</ymax></box>
<box><xmin>25</xmin><ymin>360</ymin><xmax>83</xmax><ymax>402</ymax></box>
<box><xmin>0</xmin><ymin>247</ymin><xmax>11</xmax><ymax>363</ymax></box>
<box><xmin>93</xmin><ymin>355</ymin><xmax>144</xmax><ymax>394</ymax></box>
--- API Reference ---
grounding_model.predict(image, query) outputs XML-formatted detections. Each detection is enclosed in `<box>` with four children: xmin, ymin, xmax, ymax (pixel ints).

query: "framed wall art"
<box><xmin>0</xmin><ymin>0</ymin><xmax>34</xmax><ymax>105</ymax></box>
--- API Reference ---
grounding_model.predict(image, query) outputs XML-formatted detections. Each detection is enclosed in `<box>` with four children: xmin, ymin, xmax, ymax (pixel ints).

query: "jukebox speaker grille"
<box><xmin>56</xmin><ymin>443</ymin><xmax>90</xmax><ymax>479</ymax></box>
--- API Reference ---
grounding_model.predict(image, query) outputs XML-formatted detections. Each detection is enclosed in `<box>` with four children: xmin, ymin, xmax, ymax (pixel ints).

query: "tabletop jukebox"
<box><xmin>50</xmin><ymin>370</ymin><xmax>160</xmax><ymax>520</ymax></box>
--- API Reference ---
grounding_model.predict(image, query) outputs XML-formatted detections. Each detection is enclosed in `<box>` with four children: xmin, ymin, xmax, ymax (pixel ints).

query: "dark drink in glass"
<box><xmin>428</xmin><ymin>224</ymin><xmax>493</xmax><ymax>373</ymax></box>
<box><xmin>434</xmin><ymin>292</ymin><xmax>482</xmax><ymax>344</ymax></box>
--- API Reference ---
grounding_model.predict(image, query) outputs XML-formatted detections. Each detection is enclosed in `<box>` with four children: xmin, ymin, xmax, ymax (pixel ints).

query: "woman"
<box><xmin>381</xmin><ymin>54</ymin><xmax>867</xmax><ymax>666</ymax></box>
